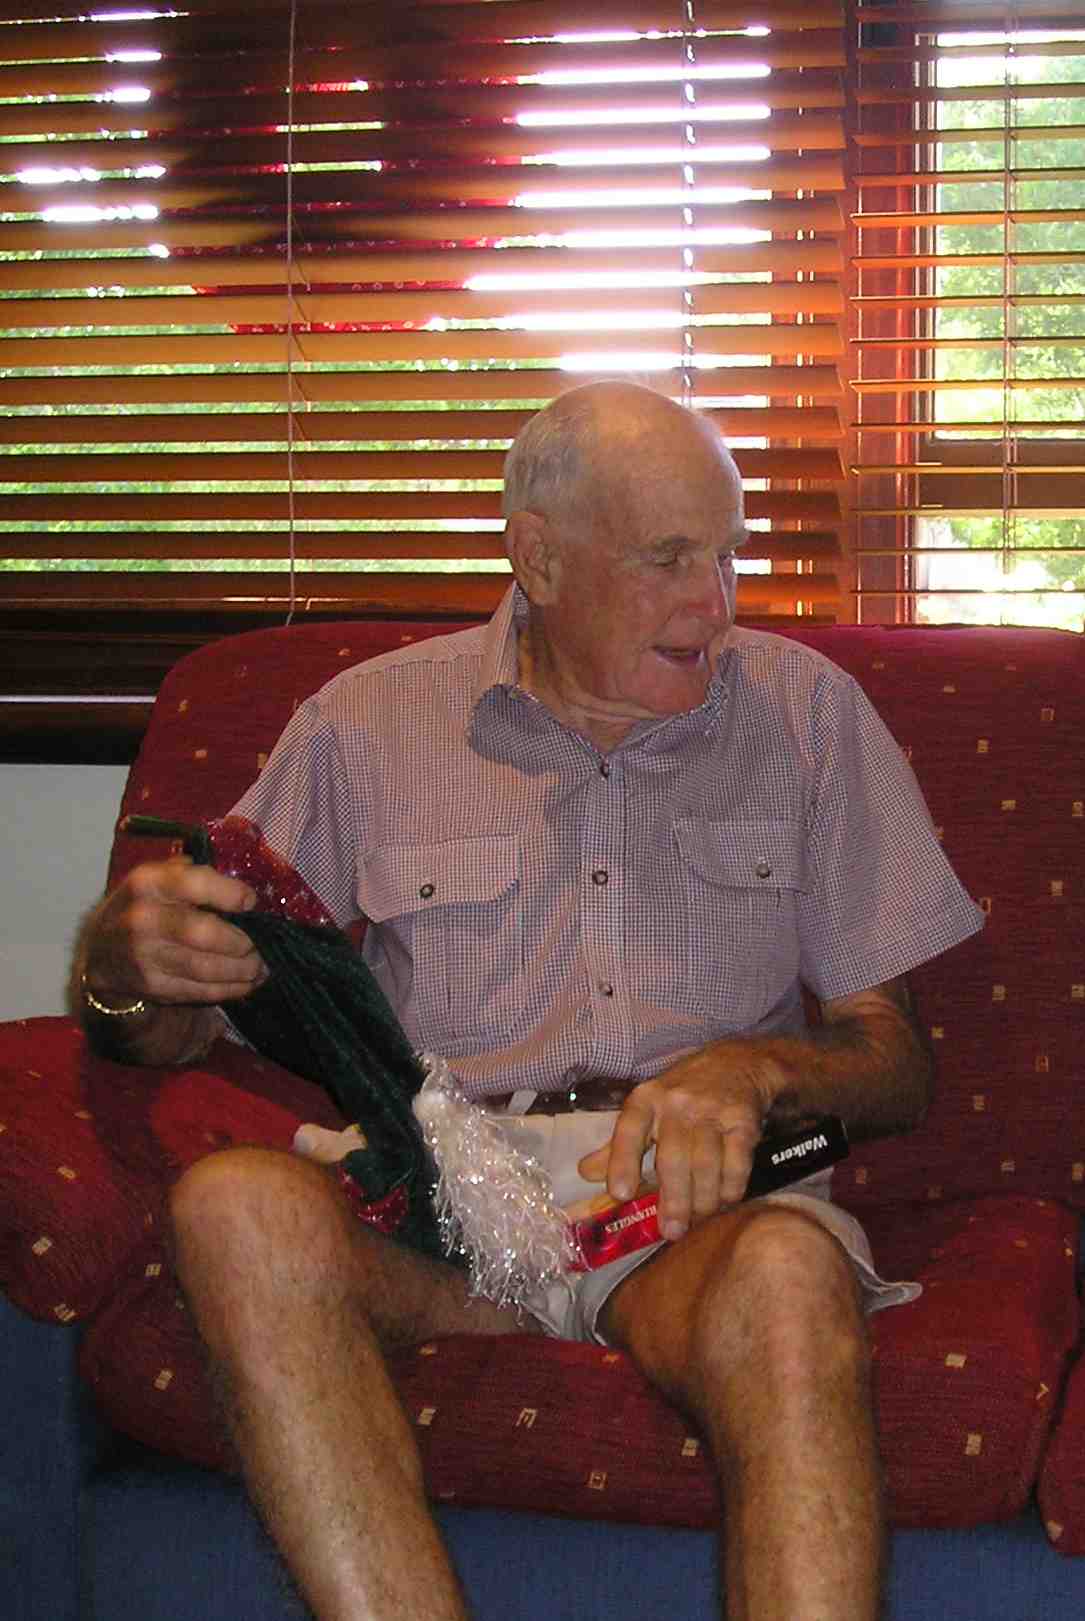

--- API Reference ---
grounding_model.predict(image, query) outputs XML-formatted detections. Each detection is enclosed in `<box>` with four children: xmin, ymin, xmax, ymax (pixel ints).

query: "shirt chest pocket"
<box><xmin>670</xmin><ymin>818</ymin><xmax>810</xmax><ymax>1028</ymax></box>
<box><xmin>357</xmin><ymin>836</ymin><xmax>524</xmax><ymax>1049</ymax></box>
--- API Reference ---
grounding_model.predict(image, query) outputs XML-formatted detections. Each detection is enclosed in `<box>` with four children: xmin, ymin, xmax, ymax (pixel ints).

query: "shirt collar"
<box><xmin>470</xmin><ymin>582</ymin><xmax>527</xmax><ymax>711</ymax></box>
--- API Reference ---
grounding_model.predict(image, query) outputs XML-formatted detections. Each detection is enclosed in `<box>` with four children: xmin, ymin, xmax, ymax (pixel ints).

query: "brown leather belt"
<box><xmin>491</xmin><ymin>1076</ymin><xmax>632</xmax><ymax>1115</ymax></box>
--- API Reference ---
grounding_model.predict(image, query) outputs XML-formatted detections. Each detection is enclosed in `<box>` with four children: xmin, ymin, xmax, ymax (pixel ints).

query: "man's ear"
<box><xmin>505</xmin><ymin>510</ymin><xmax>563</xmax><ymax>605</ymax></box>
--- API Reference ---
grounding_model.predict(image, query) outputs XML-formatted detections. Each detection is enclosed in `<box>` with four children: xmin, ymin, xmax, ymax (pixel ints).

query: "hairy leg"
<box><xmin>169</xmin><ymin>1146</ymin><xmax>537</xmax><ymax>1621</ymax></box>
<box><xmin>600</xmin><ymin>1204</ymin><xmax>883</xmax><ymax>1621</ymax></box>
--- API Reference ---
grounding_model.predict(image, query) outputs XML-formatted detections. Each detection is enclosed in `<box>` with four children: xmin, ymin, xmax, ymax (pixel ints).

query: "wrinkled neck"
<box><xmin>516</xmin><ymin>618</ymin><xmax>638</xmax><ymax>754</ymax></box>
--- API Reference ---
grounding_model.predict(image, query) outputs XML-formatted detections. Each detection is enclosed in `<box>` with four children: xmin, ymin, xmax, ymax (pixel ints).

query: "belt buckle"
<box><xmin>528</xmin><ymin>1078</ymin><xmax>628</xmax><ymax>1115</ymax></box>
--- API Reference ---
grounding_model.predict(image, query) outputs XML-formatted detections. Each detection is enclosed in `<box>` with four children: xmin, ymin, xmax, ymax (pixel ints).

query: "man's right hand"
<box><xmin>82</xmin><ymin>855</ymin><xmax>267</xmax><ymax>1009</ymax></box>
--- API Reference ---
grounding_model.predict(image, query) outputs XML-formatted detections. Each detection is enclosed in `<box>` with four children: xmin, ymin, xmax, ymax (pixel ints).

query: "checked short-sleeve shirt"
<box><xmin>233</xmin><ymin>586</ymin><xmax>984</xmax><ymax>1101</ymax></box>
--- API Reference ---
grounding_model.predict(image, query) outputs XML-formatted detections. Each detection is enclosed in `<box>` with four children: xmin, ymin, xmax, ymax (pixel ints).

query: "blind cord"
<box><xmin>1001</xmin><ymin>5</ymin><xmax>1018</xmax><ymax>590</ymax></box>
<box><xmin>284</xmin><ymin>0</ymin><xmax>299</xmax><ymax>625</ymax></box>
<box><xmin>680</xmin><ymin>0</ymin><xmax>697</xmax><ymax>411</ymax></box>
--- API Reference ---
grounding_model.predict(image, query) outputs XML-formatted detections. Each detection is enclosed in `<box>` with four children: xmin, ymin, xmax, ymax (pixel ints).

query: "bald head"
<box><xmin>501</xmin><ymin>380</ymin><xmax>745</xmax><ymax>748</ymax></box>
<box><xmin>502</xmin><ymin>380</ymin><xmax>740</xmax><ymax>532</ymax></box>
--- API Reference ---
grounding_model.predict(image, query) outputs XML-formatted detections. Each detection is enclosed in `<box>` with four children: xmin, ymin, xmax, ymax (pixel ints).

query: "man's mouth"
<box><xmin>656</xmin><ymin>645</ymin><xmax>706</xmax><ymax>667</ymax></box>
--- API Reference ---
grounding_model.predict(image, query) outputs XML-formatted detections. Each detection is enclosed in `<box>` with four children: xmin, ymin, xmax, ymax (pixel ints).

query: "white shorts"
<box><xmin>490</xmin><ymin>1109</ymin><xmax>921</xmax><ymax>1345</ymax></box>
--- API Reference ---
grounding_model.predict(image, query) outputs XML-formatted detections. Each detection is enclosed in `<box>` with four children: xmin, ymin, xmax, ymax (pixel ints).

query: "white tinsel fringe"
<box><xmin>413</xmin><ymin>1054</ymin><xmax>576</xmax><ymax>1311</ymax></box>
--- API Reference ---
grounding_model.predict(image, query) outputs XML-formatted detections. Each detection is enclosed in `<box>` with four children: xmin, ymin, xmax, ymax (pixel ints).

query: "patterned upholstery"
<box><xmin>0</xmin><ymin>1019</ymin><xmax>342</xmax><ymax>1324</ymax></box>
<box><xmin>2</xmin><ymin>619</ymin><xmax>1084</xmax><ymax>1543</ymax></box>
<box><xmin>823</xmin><ymin>629</ymin><xmax>1085</xmax><ymax>1213</ymax></box>
<box><xmin>1040</xmin><ymin>1325</ymin><xmax>1085</xmax><ymax>1553</ymax></box>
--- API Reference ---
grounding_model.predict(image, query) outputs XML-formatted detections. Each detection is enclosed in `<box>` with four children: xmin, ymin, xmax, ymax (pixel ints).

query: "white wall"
<box><xmin>0</xmin><ymin>764</ymin><xmax>128</xmax><ymax>1020</ymax></box>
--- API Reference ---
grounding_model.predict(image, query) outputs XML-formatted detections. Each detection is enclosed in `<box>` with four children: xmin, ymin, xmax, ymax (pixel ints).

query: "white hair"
<box><xmin>501</xmin><ymin>382</ymin><xmax>734</xmax><ymax>531</ymax></box>
<box><xmin>501</xmin><ymin>394</ymin><xmax>598</xmax><ymax>522</ymax></box>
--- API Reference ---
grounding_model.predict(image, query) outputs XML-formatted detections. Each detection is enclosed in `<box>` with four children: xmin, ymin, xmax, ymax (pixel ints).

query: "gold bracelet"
<box><xmin>80</xmin><ymin>969</ymin><xmax>148</xmax><ymax>1020</ymax></box>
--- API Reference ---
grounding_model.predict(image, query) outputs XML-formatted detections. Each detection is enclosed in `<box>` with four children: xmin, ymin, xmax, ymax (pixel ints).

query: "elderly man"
<box><xmin>76</xmin><ymin>381</ymin><xmax>983</xmax><ymax>1621</ymax></box>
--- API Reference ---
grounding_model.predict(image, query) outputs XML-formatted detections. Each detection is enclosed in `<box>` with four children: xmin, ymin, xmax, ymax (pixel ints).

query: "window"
<box><xmin>0</xmin><ymin>0</ymin><xmax>849</xmax><ymax>727</ymax></box>
<box><xmin>852</xmin><ymin>2</ymin><xmax>1085</xmax><ymax>629</ymax></box>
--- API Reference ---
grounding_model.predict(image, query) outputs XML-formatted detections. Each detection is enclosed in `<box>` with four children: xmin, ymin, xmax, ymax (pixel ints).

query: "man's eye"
<box><xmin>654</xmin><ymin>553</ymin><xmax>680</xmax><ymax>569</ymax></box>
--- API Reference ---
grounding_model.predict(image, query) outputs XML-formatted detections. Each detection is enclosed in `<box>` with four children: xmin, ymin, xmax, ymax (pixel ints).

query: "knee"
<box><xmin>169</xmin><ymin>1146</ymin><xmax>346</xmax><ymax>1274</ymax></box>
<box><xmin>691</xmin><ymin>1207</ymin><xmax>868</xmax><ymax>1389</ymax></box>
<box><xmin>722</xmin><ymin>1205</ymin><xmax>861</xmax><ymax>1307</ymax></box>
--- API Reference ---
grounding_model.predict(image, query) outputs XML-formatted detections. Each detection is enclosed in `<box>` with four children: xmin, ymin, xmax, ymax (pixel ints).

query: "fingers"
<box><xmin>564</xmin><ymin>1183</ymin><xmax>659</xmax><ymax>1223</ymax></box>
<box><xmin>131</xmin><ymin>879</ymin><xmax>256</xmax><ymax>963</ymax></box>
<box><xmin>688</xmin><ymin>1118</ymin><xmax>725</xmax><ymax>1223</ymax></box>
<box><xmin>576</xmin><ymin>1143</ymin><xmax>610</xmax><ymax>1185</ymax></box>
<box><xmin>599</xmin><ymin>1091</ymin><xmax>658</xmax><ymax>1203</ymax></box>
<box><xmin>130</xmin><ymin>929</ymin><xmax>267</xmax><ymax>1004</ymax></box>
<box><xmin>129</xmin><ymin>855</ymin><xmax>258</xmax><ymax>921</ymax></box>
<box><xmin>574</xmin><ymin>1082</ymin><xmax>762</xmax><ymax>1231</ymax></box>
<box><xmin>85</xmin><ymin>857</ymin><xmax>268</xmax><ymax>1007</ymax></box>
<box><xmin>591</xmin><ymin>1072</ymin><xmax>762</xmax><ymax>1243</ymax></box>
<box><xmin>653</xmin><ymin>1111</ymin><xmax>758</xmax><ymax>1240</ymax></box>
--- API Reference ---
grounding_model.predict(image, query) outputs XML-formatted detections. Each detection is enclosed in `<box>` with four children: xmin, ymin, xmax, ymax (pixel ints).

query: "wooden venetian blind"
<box><xmin>0</xmin><ymin>0</ymin><xmax>848</xmax><ymax>643</ymax></box>
<box><xmin>851</xmin><ymin>1</ymin><xmax>1085</xmax><ymax>628</ymax></box>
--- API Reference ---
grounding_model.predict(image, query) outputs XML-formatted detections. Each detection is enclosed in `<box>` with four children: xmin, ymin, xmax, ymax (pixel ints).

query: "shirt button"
<box><xmin>591</xmin><ymin>868</ymin><xmax>609</xmax><ymax>886</ymax></box>
<box><xmin>599</xmin><ymin>982</ymin><xmax>614</xmax><ymax>997</ymax></box>
<box><xmin>599</xmin><ymin>762</ymin><xmax>611</xmax><ymax>778</ymax></box>
<box><xmin>419</xmin><ymin>882</ymin><xmax>436</xmax><ymax>899</ymax></box>
<box><xmin>755</xmin><ymin>861</ymin><xmax>772</xmax><ymax>879</ymax></box>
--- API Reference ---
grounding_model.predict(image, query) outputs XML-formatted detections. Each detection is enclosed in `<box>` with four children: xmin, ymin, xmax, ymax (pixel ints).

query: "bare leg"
<box><xmin>169</xmin><ymin>1146</ymin><xmax>537</xmax><ymax>1621</ymax></box>
<box><xmin>601</xmin><ymin>1204</ymin><xmax>883</xmax><ymax>1621</ymax></box>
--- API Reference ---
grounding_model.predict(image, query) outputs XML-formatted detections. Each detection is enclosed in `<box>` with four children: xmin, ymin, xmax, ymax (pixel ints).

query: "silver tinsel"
<box><xmin>413</xmin><ymin>1054</ymin><xmax>576</xmax><ymax>1310</ymax></box>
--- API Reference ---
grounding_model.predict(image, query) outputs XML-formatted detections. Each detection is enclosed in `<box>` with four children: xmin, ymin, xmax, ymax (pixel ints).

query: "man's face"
<box><xmin>541</xmin><ymin>434</ymin><xmax>744</xmax><ymax>728</ymax></box>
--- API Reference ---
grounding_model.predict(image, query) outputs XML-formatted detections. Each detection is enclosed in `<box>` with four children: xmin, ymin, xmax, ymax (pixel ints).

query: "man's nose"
<box><xmin>687</xmin><ymin>557</ymin><xmax>733</xmax><ymax>623</ymax></box>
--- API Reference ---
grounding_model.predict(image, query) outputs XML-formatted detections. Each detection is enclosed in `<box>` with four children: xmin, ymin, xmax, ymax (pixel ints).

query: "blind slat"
<box><xmin>5</xmin><ymin>159</ymin><xmax>846</xmax><ymax>217</ymax></box>
<box><xmin>2</xmin><ymin>283</ymin><xmax>848</xmax><ymax>333</ymax></box>
<box><xmin>0</xmin><ymin>322</ymin><xmax>847</xmax><ymax>368</ymax></box>
<box><xmin>850</xmin><ymin>294</ymin><xmax>1084</xmax><ymax>311</ymax></box>
<box><xmin>2</xmin><ymin>527</ymin><xmax>841</xmax><ymax>563</ymax></box>
<box><xmin>854</xmin><ymin>124</ymin><xmax>1085</xmax><ymax>150</ymax></box>
<box><xmin>2</xmin><ymin>445</ymin><xmax>844</xmax><ymax>484</ymax></box>
<box><xmin>853</xmin><ymin>252</ymin><xmax>1085</xmax><ymax>270</ymax></box>
<box><xmin>854</xmin><ymin>2</ymin><xmax>1079</xmax><ymax>26</ymax></box>
<box><xmin>852</xmin><ymin>376</ymin><xmax>1082</xmax><ymax>394</ymax></box>
<box><xmin>0</xmin><ymin>239</ymin><xmax>844</xmax><ymax>294</ymax></box>
<box><xmin>0</xmin><ymin>195</ymin><xmax>845</xmax><ymax>256</ymax></box>
<box><xmin>0</xmin><ymin>567</ymin><xmax>837</xmax><ymax>614</ymax></box>
<box><xmin>0</xmin><ymin>412</ymin><xmax>524</xmax><ymax>449</ymax></box>
<box><xmin>856</xmin><ymin>168</ymin><xmax>1085</xmax><ymax>189</ymax></box>
<box><xmin>0</xmin><ymin>363</ymin><xmax>847</xmax><ymax>410</ymax></box>
<box><xmin>0</xmin><ymin>489</ymin><xmax>842</xmax><ymax>524</ymax></box>
<box><xmin>0</xmin><ymin>566</ymin><xmax>508</xmax><ymax>615</ymax></box>
<box><xmin>5</xmin><ymin>0</ymin><xmax>843</xmax><ymax>24</ymax></box>
<box><xmin>0</xmin><ymin>110</ymin><xmax>847</xmax><ymax>172</ymax></box>
<box><xmin>855</xmin><ymin>208</ymin><xmax>1085</xmax><ymax>229</ymax></box>
<box><xmin>0</xmin><ymin>405</ymin><xmax>843</xmax><ymax>446</ymax></box>
<box><xmin>0</xmin><ymin>26</ymin><xmax>845</xmax><ymax>88</ymax></box>
<box><xmin>0</xmin><ymin>76</ymin><xmax>847</xmax><ymax>143</ymax></box>
<box><xmin>856</xmin><ymin>505</ymin><xmax>1085</xmax><ymax>519</ymax></box>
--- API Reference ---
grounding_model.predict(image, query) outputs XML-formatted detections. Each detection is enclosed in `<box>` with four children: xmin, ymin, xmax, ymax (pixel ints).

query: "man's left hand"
<box><xmin>577</xmin><ymin>1046</ymin><xmax>779</xmax><ymax>1241</ymax></box>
